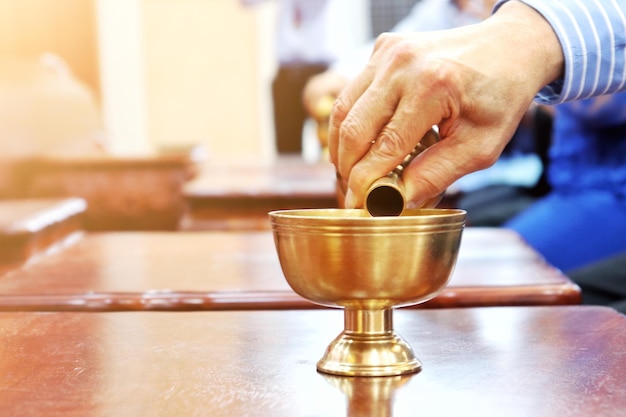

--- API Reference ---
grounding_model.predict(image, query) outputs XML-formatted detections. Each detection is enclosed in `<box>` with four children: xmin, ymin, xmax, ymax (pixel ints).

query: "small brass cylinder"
<box><xmin>365</xmin><ymin>174</ymin><xmax>405</xmax><ymax>217</ymax></box>
<box><xmin>364</xmin><ymin>128</ymin><xmax>441</xmax><ymax>216</ymax></box>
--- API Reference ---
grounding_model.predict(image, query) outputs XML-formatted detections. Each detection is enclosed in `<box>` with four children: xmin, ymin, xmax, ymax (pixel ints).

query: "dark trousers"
<box><xmin>568</xmin><ymin>252</ymin><xmax>626</xmax><ymax>314</ymax></box>
<box><xmin>272</xmin><ymin>63</ymin><xmax>328</xmax><ymax>154</ymax></box>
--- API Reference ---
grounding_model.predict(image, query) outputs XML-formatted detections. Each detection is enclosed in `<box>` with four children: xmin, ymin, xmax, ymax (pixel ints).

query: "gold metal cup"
<box><xmin>270</xmin><ymin>208</ymin><xmax>466</xmax><ymax>377</ymax></box>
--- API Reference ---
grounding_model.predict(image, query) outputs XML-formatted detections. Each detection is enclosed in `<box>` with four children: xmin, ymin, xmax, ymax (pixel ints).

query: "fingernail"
<box><xmin>344</xmin><ymin>189</ymin><xmax>356</xmax><ymax>208</ymax></box>
<box><xmin>405</xmin><ymin>199</ymin><xmax>423</xmax><ymax>209</ymax></box>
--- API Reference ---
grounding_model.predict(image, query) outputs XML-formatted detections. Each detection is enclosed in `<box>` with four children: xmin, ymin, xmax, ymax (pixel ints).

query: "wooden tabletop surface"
<box><xmin>0</xmin><ymin>198</ymin><xmax>86</xmax><ymax>269</ymax></box>
<box><xmin>0</xmin><ymin>198</ymin><xmax>84</xmax><ymax>231</ymax></box>
<box><xmin>181</xmin><ymin>155</ymin><xmax>459</xmax><ymax>230</ymax></box>
<box><xmin>0</xmin><ymin>305</ymin><xmax>623</xmax><ymax>416</ymax></box>
<box><xmin>184</xmin><ymin>155</ymin><xmax>337</xmax><ymax>199</ymax></box>
<box><xmin>0</xmin><ymin>227</ymin><xmax>581</xmax><ymax>311</ymax></box>
<box><xmin>182</xmin><ymin>156</ymin><xmax>339</xmax><ymax>230</ymax></box>
<box><xmin>9</xmin><ymin>151</ymin><xmax>200</xmax><ymax>231</ymax></box>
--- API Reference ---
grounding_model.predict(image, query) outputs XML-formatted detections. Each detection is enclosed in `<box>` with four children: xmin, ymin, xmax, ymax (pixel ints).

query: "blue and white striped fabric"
<box><xmin>495</xmin><ymin>0</ymin><xmax>626</xmax><ymax>104</ymax></box>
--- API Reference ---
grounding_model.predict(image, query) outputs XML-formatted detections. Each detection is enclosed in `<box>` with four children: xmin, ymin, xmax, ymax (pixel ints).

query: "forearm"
<box><xmin>487</xmin><ymin>1</ymin><xmax>564</xmax><ymax>100</ymax></box>
<box><xmin>495</xmin><ymin>0</ymin><xmax>626</xmax><ymax>103</ymax></box>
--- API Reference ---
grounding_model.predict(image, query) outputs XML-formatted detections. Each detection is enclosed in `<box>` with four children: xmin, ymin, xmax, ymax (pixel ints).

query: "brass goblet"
<box><xmin>269</xmin><ymin>208</ymin><xmax>466</xmax><ymax>377</ymax></box>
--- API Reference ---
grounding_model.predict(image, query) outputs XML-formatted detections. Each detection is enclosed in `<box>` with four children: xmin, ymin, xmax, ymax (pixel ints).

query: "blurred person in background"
<box><xmin>0</xmin><ymin>53</ymin><xmax>108</xmax><ymax>199</ymax></box>
<box><xmin>504</xmin><ymin>93</ymin><xmax>626</xmax><ymax>273</ymax></box>
<box><xmin>242</xmin><ymin>0</ymin><xmax>364</xmax><ymax>154</ymax></box>
<box><xmin>0</xmin><ymin>53</ymin><xmax>106</xmax><ymax>158</ymax></box>
<box><xmin>503</xmin><ymin>89</ymin><xmax>626</xmax><ymax>316</ymax></box>
<box><xmin>570</xmin><ymin>251</ymin><xmax>626</xmax><ymax>314</ymax></box>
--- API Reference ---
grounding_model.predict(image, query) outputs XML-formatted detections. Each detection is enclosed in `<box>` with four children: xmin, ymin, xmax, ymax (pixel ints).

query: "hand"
<box><xmin>302</xmin><ymin>70</ymin><xmax>348</xmax><ymax>119</ymax></box>
<box><xmin>328</xmin><ymin>1</ymin><xmax>563</xmax><ymax>209</ymax></box>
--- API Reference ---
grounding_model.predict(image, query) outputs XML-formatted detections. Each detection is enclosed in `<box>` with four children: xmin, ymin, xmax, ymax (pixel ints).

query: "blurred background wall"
<box><xmin>0</xmin><ymin>0</ymin><xmax>100</xmax><ymax>97</ymax></box>
<box><xmin>0</xmin><ymin>0</ymin><xmax>371</xmax><ymax>161</ymax></box>
<box><xmin>98</xmin><ymin>0</ymin><xmax>278</xmax><ymax>159</ymax></box>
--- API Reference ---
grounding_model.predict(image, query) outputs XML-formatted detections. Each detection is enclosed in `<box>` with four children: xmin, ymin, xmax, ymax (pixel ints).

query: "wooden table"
<box><xmin>0</xmin><ymin>306</ymin><xmax>623</xmax><ymax>416</ymax></box>
<box><xmin>6</xmin><ymin>151</ymin><xmax>199</xmax><ymax>231</ymax></box>
<box><xmin>182</xmin><ymin>155</ymin><xmax>339</xmax><ymax>230</ymax></box>
<box><xmin>0</xmin><ymin>227</ymin><xmax>581</xmax><ymax>311</ymax></box>
<box><xmin>0</xmin><ymin>198</ymin><xmax>85</xmax><ymax>271</ymax></box>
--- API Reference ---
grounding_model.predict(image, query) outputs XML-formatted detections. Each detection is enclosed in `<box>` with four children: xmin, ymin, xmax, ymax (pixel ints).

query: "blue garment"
<box><xmin>505</xmin><ymin>191</ymin><xmax>626</xmax><ymax>272</ymax></box>
<box><xmin>505</xmin><ymin>93</ymin><xmax>626</xmax><ymax>271</ymax></box>
<box><xmin>549</xmin><ymin>93</ymin><xmax>626</xmax><ymax>194</ymax></box>
<box><xmin>495</xmin><ymin>0</ymin><xmax>626</xmax><ymax>104</ymax></box>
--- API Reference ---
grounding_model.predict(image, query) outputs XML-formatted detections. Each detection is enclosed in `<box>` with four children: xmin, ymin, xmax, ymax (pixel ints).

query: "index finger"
<box><xmin>326</xmin><ymin>70</ymin><xmax>375</xmax><ymax>172</ymax></box>
<box><xmin>344</xmin><ymin>89</ymin><xmax>442</xmax><ymax>208</ymax></box>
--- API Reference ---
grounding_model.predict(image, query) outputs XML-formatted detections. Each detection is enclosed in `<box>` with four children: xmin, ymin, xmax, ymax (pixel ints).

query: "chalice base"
<box><xmin>316</xmin><ymin>330</ymin><xmax>421</xmax><ymax>377</ymax></box>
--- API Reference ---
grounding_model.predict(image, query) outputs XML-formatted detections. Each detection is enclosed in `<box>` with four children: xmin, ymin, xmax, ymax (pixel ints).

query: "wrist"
<box><xmin>490</xmin><ymin>1</ymin><xmax>564</xmax><ymax>90</ymax></box>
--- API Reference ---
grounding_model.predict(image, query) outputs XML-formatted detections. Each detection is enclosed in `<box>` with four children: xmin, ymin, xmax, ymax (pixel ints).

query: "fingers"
<box><xmin>401</xmin><ymin>125</ymin><xmax>507</xmax><ymax>207</ymax></box>
<box><xmin>327</xmin><ymin>70</ymin><xmax>371</xmax><ymax>168</ymax></box>
<box><xmin>328</xmin><ymin>79</ymin><xmax>386</xmax><ymax>205</ymax></box>
<box><xmin>328</xmin><ymin>33</ymin><xmax>399</xmax><ymax>170</ymax></box>
<box><xmin>326</xmin><ymin>19</ymin><xmax>555</xmax><ymax>212</ymax></box>
<box><xmin>330</xmin><ymin>86</ymin><xmax>405</xmax><ymax>208</ymax></box>
<box><xmin>343</xmin><ymin>95</ymin><xmax>437</xmax><ymax>208</ymax></box>
<box><xmin>329</xmin><ymin>33</ymin><xmax>455</xmax><ymax>208</ymax></box>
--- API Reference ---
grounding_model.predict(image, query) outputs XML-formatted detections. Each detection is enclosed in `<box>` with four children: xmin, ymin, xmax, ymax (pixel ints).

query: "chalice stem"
<box><xmin>317</xmin><ymin>307</ymin><xmax>420</xmax><ymax>376</ymax></box>
<box><xmin>344</xmin><ymin>308</ymin><xmax>393</xmax><ymax>335</ymax></box>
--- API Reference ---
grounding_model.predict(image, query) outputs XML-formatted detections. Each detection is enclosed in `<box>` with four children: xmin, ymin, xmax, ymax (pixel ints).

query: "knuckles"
<box><xmin>337</xmin><ymin>117</ymin><xmax>364</xmax><ymax>152</ymax></box>
<box><xmin>374</xmin><ymin>125</ymin><xmax>407</xmax><ymax>161</ymax></box>
<box><xmin>468</xmin><ymin>144</ymin><xmax>501</xmax><ymax>171</ymax></box>
<box><xmin>329</xmin><ymin>95</ymin><xmax>350</xmax><ymax>128</ymax></box>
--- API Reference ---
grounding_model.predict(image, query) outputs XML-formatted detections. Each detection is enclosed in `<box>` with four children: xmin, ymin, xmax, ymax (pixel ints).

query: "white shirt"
<box><xmin>242</xmin><ymin>0</ymin><xmax>367</xmax><ymax>65</ymax></box>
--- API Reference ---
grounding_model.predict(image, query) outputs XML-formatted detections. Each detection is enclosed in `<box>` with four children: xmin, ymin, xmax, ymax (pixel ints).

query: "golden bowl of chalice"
<box><xmin>269</xmin><ymin>208</ymin><xmax>466</xmax><ymax>377</ymax></box>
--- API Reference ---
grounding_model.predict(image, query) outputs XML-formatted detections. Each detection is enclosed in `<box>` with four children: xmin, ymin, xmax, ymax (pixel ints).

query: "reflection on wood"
<box><xmin>0</xmin><ymin>307</ymin><xmax>624</xmax><ymax>416</ymax></box>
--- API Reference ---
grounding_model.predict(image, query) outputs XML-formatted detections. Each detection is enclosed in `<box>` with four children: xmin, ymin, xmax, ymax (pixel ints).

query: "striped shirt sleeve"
<box><xmin>494</xmin><ymin>0</ymin><xmax>626</xmax><ymax>104</ymax></box>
